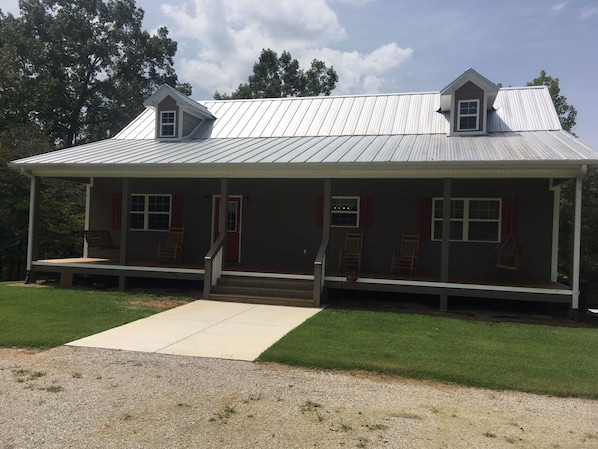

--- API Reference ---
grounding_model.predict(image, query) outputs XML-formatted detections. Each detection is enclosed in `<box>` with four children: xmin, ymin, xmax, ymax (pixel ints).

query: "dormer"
<box><xmin>143</xmin><ymin>85</ymin><xmax>215</xmax><ymax>140</ymax></box>
<box><xmin>439</xmin><ymin>69</ymin><xmax>499</xmax><ymax>136</ymax></box>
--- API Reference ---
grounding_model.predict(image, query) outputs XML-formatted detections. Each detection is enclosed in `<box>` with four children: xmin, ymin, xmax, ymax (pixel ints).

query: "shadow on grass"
<box><xmin>326</xmin><ymin>289</ymin><xmax>597</xmax><ymax>328</ymax></box>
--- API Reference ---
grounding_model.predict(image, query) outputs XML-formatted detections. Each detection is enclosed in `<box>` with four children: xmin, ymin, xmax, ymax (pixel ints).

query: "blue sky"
<box><xmin>1</xmin><ymin>0</ymin><xmax>597</xmax><ymax>148</ymax></box>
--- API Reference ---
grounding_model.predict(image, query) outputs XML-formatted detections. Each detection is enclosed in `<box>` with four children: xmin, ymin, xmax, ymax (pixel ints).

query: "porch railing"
<box><xmin>313</xmin><ymin>236</ymin><xmax>329</xmax><ymax>307</ymax></box>
<box><xmin>203</xmin><ymin>235</ymin><xmax>225</xmax><ymax>299</ymax></box>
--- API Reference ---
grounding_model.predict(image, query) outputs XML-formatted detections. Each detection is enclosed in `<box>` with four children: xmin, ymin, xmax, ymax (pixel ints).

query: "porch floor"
<box><xmin>31</xmin><ymin>258</ymin><xmax>572</xmax><ymax>305</ymax></box>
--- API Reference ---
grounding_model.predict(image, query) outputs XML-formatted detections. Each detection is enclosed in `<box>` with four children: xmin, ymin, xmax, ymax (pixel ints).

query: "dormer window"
<box><xmin>457</xmin><ymin>100</ymin><xmax>479</xmax><ymax>131</ymax></box>
<box><xmin>439</xmin><ymin>69</ymin><xmax>499</xmax><ymax>136</ymax></box>
<box><xmin>160</xmin><ymin>111</ymin><xmax>176</xmax><ymax>137</ymax></box>
<box><xmin>144</xmin><ymin>84</ymin><xmax>215</xmax><ymax>140</ymax></box>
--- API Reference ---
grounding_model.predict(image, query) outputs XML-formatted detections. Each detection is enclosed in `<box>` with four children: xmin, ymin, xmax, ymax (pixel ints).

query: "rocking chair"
<box><xmin>156</xmin><ymin>227</ymin><xmax>184</xmax><ymax>263</ymax></box>
<box><xmin>338</xmin><ymin>231</ymin><xmax>364</xmax><ymax>272</ymax></box>
<box><xmin>390</xmin><ymin>234</ymin><xmax>420</xmax><ymax>275</ymax></box>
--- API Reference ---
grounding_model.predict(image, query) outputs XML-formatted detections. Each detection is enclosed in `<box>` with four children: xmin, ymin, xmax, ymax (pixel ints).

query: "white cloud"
<box><xmin>162</xmin><ymin>0</ymin><xmax>413</xmax><ymax>97</ymax></box>
<box><xmin>332</xmin><ymin>0</ymin><xmax>376</xmax><ymax>7</ymax></box>
<box><xmin>581</xmin><ymin>6</ymin><xmax>598</xmax><ymax>19</ymax></box>
<box><xmin>551</xmin><ymin>1</ymin><xmax>569</xmax><ymax>13</ymax></box>
<box><xmin>310</xmin><ymin>44</ymin><xmax>414</xmax><ymax>95</ymax></box>
<box><xmin>0</xmin><ymin>0</ymin><xmax>19</xmax><ymax>15</ymax></box>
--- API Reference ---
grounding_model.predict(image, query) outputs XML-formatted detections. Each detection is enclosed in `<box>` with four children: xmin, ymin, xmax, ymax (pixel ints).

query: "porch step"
<box><xmin>208</xmin><ymin>275</ymin><xmax>315</xmax><ymax>307</ymax></box>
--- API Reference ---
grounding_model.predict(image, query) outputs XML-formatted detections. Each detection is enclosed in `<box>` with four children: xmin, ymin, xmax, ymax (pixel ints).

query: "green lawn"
<box><xmin>0</xmin><ymin>282</ymin><xmax>193</xmax><ymax>349</ymax></box>
<box><xmin>259</xmin><ymin>308</ymin><xmax>598</xmax><ymax>399</ymax></box>
<box><xmin>2</xmin><ymin>281</ymin><xmax>597</xmax><ymax>399</ymax></box>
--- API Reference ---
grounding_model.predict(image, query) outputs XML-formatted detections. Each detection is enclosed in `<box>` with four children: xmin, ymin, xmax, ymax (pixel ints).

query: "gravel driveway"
<box><xmin>1</xmin><ymin>346</ymin><xmax>596</xmax><ymax>449</ymax></box>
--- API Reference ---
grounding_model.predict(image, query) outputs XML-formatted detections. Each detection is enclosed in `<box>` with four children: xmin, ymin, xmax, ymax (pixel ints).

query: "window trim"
<box><xmin>130</xmin><ymin>194</ymin><xmax>172</xmax><ymax>231</ymax></box>
<box><xmin>159</xmin><ymin>110</ymin><xmax>176</xmax><ymax>138</ymax></box>
<box><xmin>432</xmin><ymin>197</ymin><xmax>501</xmax><ymax>242</ymax></box>
<box><xmin>331</xmin><ymin>196</ymin><xmax>360</xmax><ymax>228</ymax></box>
<box><xmin>456</xmin><ymin>99</ymin><xmax>480</xmax><ymax>131</ymax></box>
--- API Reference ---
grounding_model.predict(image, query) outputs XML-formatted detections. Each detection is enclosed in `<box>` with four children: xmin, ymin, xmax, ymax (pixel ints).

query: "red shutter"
<box><xmin>111</xmin><ymin>194</ymin><xmax>122</xmax><ymax>230</ymax></box>
<box><xmin>316</xmin><ymin>196</ymin><xmax>324</xmax><ymax>227</ymax></box>
<box><xmin>171</xmin><ymin>194</ymin><xmax>184</xmax><ymax>228</ymax></box>
<box><xmin>417</xmin><ymin>198</ymin><xmax>432</xmax><ymax>240</ymax></box>
<box><xmin>360</xmin><ymin>197</ymin><xmax>374</xmax><ymax>228</ymax></box>
<box><xmin>501</xmin><ymin>198</ymin><xmax>518</xmax><ymax>241</ymax></box>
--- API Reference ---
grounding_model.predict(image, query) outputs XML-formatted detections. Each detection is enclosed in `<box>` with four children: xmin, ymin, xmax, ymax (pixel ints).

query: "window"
<box><xmin>457</xmin><ymin>99</ymin><xmax>479</xmax><ymax>131</ymax></box>
<box><xmin>160</xmin><ymin>111</ymin><xmax>176</xmax><ymax>137</ymax></box>
<box><xmin>331</xmin><ymin>196</ymin><xmax>359</xmax><ymax>227</ymax></box>
<box><xmin>130</xmin><ymin>194</ymin><xmax>171</xmax><ymax>230</ymax></box>
<box><xmin>433</xmin><ymin>198</ymin><xmax>500</xmax><ymax>242</ymax></box>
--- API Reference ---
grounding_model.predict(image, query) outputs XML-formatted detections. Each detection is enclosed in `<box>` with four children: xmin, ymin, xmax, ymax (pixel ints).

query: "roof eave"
<box><xmin>10</xmin><ymin>161</ymin><xmax>592</xmax><ymax>180</ymax></box>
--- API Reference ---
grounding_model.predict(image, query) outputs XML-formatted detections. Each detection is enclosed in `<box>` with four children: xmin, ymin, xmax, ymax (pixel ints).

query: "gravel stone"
<box><xmin>1</xmin><ymin>346</ymin><xmax>596</xmax><ymax>448</ymax></box>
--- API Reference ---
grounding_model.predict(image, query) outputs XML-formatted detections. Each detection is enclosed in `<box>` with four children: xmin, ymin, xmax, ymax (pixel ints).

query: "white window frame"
<box><xmin>160</xmin><ymin>110</ymin><xmax>176</xmax><ymax>137</ymax></box>
<box><xmin>331</xmin><ymin>196</ymin><xmax>360</xmax><ymax>228</ymax></box>
<box><xmin>457</xmin><ymin>99</ymin><xmax>480</xmax><ymax>131</ymax></box>
<box><xmin>432</xmin><ymin>197</ymin><xmax>501</xmax><ymax>242</ymax></box>
<box><xmin>130</xmin><ymin>194</ymin><xmax>172</xmax><ymax>231</ymax></box>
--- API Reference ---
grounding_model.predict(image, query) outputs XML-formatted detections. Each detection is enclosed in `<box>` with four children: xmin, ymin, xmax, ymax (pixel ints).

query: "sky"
<box><xmin>1</xmin><ymin>0</ymin><xmax>597</xmax><ymax>148</ymax></box>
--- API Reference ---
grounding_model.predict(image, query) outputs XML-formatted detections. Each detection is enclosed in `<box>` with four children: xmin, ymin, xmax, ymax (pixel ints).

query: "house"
<box><xmin>9</xmin><ymin>69</ymin><xmax>598</xmax><ymax>312</ymax></box>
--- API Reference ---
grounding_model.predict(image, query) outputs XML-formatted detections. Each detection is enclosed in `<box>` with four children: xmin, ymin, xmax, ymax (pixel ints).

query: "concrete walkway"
<box><xmin>67</xmin><ymin>300</ymin><xmax>322</xmax><ymax>361</ymax></box>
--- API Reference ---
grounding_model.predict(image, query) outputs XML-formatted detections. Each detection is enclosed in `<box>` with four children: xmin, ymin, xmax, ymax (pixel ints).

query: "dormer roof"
<box><xmin>143</xmin><ymin>84</ymin><xmax>215</xmax><ymax>120</ymax></box>
<box><xmin>439</xmin><ymin>68</ymin><xmax>499</xmax><ymax>112</ymax></box>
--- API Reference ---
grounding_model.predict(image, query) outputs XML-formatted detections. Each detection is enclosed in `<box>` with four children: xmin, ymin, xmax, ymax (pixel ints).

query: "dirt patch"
<box><xmin>126</xmin><ymin>298</ymin><xmax>193</xmax><ymax>310</ymax></box>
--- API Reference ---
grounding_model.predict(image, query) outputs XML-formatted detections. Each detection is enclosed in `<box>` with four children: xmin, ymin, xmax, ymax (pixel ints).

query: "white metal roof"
<box><xmin>113</xmin><ymin>87</ymin><xmax>561</xmax><ymax>140</ymax></box>
<box><xmin>9</xmin><ymin>80</ymin><xmax>598</xmax><ymax>179</ymax></box>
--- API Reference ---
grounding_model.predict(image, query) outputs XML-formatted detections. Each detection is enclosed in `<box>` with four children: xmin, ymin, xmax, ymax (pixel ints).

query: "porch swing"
<box><xmin>495</xmin><ymin>189</ymin><xmax>523</xmax><ymax>270</ymax></box>
<box><xmin>83</xmin><ymin>193</ymin><xmax>120</xmax><ymax>250</ymax></box>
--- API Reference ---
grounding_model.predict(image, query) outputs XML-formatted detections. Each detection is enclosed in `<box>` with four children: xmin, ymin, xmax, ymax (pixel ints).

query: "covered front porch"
<box><xmin>23</xmin><ymin>173</ymin><xmax>584</xmax><ymax>312</ymax></box>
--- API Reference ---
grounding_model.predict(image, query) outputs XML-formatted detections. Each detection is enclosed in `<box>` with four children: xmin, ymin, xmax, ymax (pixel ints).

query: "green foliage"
<box><xmin>559</xmin><ymin>169</ymin><xmax>598</xmax><ymax>280</ymax></box>
<box><xmin>259</xmin><ymin>309</ymin><xmax>598</xmax><ymax>399</ymax></box>
<box><xmin>0</xmin><ymin>282</ymin><xmax>192</xmax><ymax>348</ymax></box>
<box><xmin>0</xmin><ymin>0</ymin><xmax>189</xmax><ymax>279</ymax></box>
<box><xmin>214</xmin><ymin>48</ymin><xmax>338</xmax><ymax>99</ymax></box>
<box><xmin>528</xmin><ymin>71</ymin><xmax>598</xmax><ymax>280</ymax></box>
<box><xmin>527</xmin><ymin>70</ymin><xmax>577</xmax><ymax>133</ymax></box>
<box><xmin>1</xmin><ymin>0</ymin><xmax>188</xmax><ymax>146</ymax></box>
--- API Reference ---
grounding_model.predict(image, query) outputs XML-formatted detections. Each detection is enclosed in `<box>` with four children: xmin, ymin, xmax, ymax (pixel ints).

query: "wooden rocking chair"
<box><xmin>156</xmin><ymin>227</ymin><xmax>184</xmax><ymax>263</ymax></box>
<box><xmin>338</xmin><ymin>231</ymin><xmax>364</xmax><ymax>273</ymax></box>
<box><xmin>390</xmin><ymin>234</ymin><xmax>420</xmax><ymax>275</ymax></box>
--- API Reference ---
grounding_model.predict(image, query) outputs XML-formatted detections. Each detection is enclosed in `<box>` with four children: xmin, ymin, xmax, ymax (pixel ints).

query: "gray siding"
<box><xmin>157</xmin><ymin>96</ymin><xmax>179</xmax><ymax>138</ymax></box>
<box><xmin>88</xmin><ymin>177</ymin><xmax>554</xmax><ymax>283</ymax></box>
<box><xmin>182</xmin><ymin>112</ymin><xmax>201</xmax><ymax>137</ymax></box>
<box><xmin>454</xmin><ymin>81</ymin><xmax>485</xmax><ymax>132</ymax></box>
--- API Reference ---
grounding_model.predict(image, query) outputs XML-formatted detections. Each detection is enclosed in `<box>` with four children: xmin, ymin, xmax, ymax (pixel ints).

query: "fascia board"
<box><xmin>11</xmin><ymin>161</ymin><xmax>590</xmax><ymax>180</ymax></box>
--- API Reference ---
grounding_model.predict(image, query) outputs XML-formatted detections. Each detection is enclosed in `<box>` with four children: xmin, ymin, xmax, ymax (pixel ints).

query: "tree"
<box><xmin>527</xmin><ymin>70</ymin><xmax>577</xmax><ymax>133</ymax></box>
<box><xmin>528</xmin><ymin>71</ymin><xmax>598</xmax><ymax>281</ymax></box>
<box><xmin>0</xmin><ymin>0</ymin><xmax>191</xmax><ymax>147</ymax></box>
<box><xmin>0</xmin><ymin>0</ymin><xmax>189</xmax><ymax>280</ymax></box>
<box><xmin>214</xmin><ymin>49</ymin><xmax>338</xmax><ymax>99</ymax></box>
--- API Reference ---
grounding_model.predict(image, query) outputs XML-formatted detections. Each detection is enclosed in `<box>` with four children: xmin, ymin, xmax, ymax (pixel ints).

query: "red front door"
<box><xmin>214</xmin><ymin>196</ymin><xmax>242</xmax><ymax>263</ymax></box>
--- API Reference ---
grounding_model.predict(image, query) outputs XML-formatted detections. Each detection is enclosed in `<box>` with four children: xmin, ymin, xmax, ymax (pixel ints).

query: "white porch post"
<box><xmin>570</xmin><ymin>176</ymin><xmax>583</xmax><ymax>310</ymax></box>
<box><xmin>25</xmin><ymin>175</ymin><xmax>40</xmax><ymax>283</ymax></box>
<box><xmin>439</xmin><ymin>178</ymin><xmax>452</xmax><ymax>311</ymax></box>
<box><xmin>83</xmin><ymin>182</ymin><xmax>92</xmax><ymax>258</ymax></box>
<box><xmin>550</xmin><ymin>183</ymin><xmax>561</xmax><ymax>283</ymax></box>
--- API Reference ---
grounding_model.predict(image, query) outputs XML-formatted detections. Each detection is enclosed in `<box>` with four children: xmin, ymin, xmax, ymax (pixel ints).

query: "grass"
<box><xmin>258</xmin><ymin>307</ymin><xmax>598</xmax><ymax>399</ymax></box>
<box><xmin>2</xmin><ymin>281</ymin><xmax>597</xmax><ymax>399</ymax></box>
<box><xmin>0</xmin><ymin>282</ymin><xmax>193</xmax><ymax>349</ymax></box>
